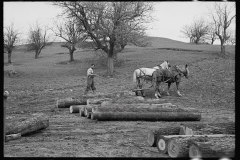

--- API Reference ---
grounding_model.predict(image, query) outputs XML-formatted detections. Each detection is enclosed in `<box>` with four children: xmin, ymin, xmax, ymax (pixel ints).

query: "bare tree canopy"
<box><xmin>27</xmin><ymin>21</ymin><xmax>49</xmax><ymax>59</ymax></box>
<box><xmin>4</xmin><ymin>23</ymin><xmax>20</xmax><ymax>64</ymax></box>
<box><xmin>208</xmin><ymin>2</ymin><xmax>235</xmax><ymax>55</ymax></box>
<box><xmin>181</xmin><ymin>18</ymin><xmax>209</xmax><ymax>44</ymax></box>
<box><xmin>53</xmin><ymin>2</ymin><xmax>153</xmax><ymax>75</ymax></box>
<box><xmin>51</xmin><ymin>18</ymin><xmax>87</xmax><ymax>61</ymax></box>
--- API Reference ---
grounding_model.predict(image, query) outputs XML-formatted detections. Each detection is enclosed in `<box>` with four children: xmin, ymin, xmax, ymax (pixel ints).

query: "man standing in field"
<box><xmin>84</xmin><ymin>64</ymin><xmax>98</xmax><ymax>95</ymax></box>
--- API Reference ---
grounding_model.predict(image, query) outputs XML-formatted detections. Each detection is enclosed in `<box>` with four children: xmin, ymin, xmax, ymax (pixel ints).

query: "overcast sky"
<box><xmin>3</xmin><ymin>1</ymin><xmax>236</xmax><ymax>44</ymax></box>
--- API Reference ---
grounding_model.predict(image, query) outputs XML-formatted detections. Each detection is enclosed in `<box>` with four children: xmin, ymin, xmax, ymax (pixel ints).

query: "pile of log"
<box><xmin>147</xmin><ymin>122</ymin><xmax>235</xmax><ymax>158</ymax></box>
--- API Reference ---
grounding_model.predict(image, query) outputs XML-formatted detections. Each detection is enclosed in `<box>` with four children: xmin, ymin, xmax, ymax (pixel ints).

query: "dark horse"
<box><xmin>152</xmin><ymin>64</ymin><xmax>189</xmax><ymax>98</ymax></box>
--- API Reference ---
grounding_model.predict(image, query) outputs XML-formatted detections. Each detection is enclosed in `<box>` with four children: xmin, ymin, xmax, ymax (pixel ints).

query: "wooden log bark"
<box><xmin>87</xmin><ymin>98</ymin><xmax>112</xmax><ymax>105</ymax></box>
<box><xmin>93</xmin><ymin>105</ymin><xmax>198</xmax><ymax>113</ymax></box>
<box><xmin>147</xmin><ymin>125</ymin><xmax>181</xmax><ymax>147</ymax></box>
<box><xmin>189</xmin><ymin>136</ymin><xmax>235</xmax><ymax>158</ymax></box>
<box><xmin>180</xmin><ymin>121</ymin><xmax>235</xmax><ymax>134</ymax></box>
<box><xmin>156</xmin><ymin>135</ymin><xmax>171</xmax><ymax>154</ymax></box>
<box><xmin>69</xmin><ymin>105</ymin><xmax>86</xmax><ymax>113</ymax></box>
<box><xmin>5</xmin><ymin>133</ymin><xmax>21</xmax><ymax>142</ymax></box>
<box><xmin>5</xmin><ymin>113</ymin><xmax>49</xmax><ymax>136</ymax></box>
<box><xmin>167</xmin><ymin>137</ymin><xmax>190</xmax><ymax>158</ymax></box>
<box><xmin>91</xmin><ymin>112</ymin><xmax>201</xmax><ymax>121</ymax></box>
<box><xmin>57</xmin><ymin>98</ymin><xmax>87</xmax><ymax>108</ymax></box>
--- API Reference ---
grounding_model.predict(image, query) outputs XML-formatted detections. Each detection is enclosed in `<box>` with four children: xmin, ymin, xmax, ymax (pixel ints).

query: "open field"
<box><xmin>4</xmin><ymin>37</ymin><xmax>235</xmax><ymax>157</ymax></box>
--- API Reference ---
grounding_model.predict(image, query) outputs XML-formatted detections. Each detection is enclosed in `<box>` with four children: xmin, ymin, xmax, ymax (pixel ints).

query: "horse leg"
<box><xmin>156</xmin><ymin>82</ymin><xmax>162</xmax><ymax>98</ymax></box>
<box><xmin>176</xmin><ymin>82</ymin><xmax>182</xmax><ymax>97</ymax></box>
<box><xmin>166</xmin><ymin>82</ymin><xmax>171</xmax><ymax>96</ymax></box>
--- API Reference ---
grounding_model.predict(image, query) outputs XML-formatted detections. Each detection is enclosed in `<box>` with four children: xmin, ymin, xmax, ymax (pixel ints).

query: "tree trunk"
<box><xmin>35</xmin><ymin>50</ymin><xmax>39</xmax><ymax>59</ymax></box>
<box><xmin>189</xmin><ymin>136</ymin><xmax>235</xmax><ymax>158</ymax></box>
<box><xmin>5</xmin><ymin>113</ymin><xmax>49</xmax><ymax>136</ymax></box>
<box><xmin>147</xmin><ymin>125</ymin><xmax>181</xmax><ymax>147</ymax></box>
<box><xmin>8</xmin><ymin>51</ymin><xmax>12</xmax><ymax>64</ymax></box>
<box><xmin>5</xmin><ymin>133</ymin><xmax>21</xmax><ymax>142</ymax></box>
<box><xmin>69</xmin><ymin>105</ymin><xmax>86</xmax><ymax>113</ymax></box>
<box><xmin>180</xmin><ymin>121</ymin><xmax>235</xmax><ymax>134</ymax></box>
<box><xmin>94</xmin><ymin>105</ymin><xmax>198</xmax><ymax>113</ymax></box>
<box><xmin>57</xmin><ymin>97</ymin><xmax>87</xmax><ymax>108</ymax></box>
<box><xmin>69</xmin><ymin>49</ymin><xmax>74</xmax><ymax>61</ymax></box>
<box><xmin>107</xmin><ymin>56</ymin><xmax>114</xmax><ymax>75</ymax></box>
<box><xmin>91</xmin><ymin>112</ymin><xmax>201</xmax><ymax>121</ymax></box>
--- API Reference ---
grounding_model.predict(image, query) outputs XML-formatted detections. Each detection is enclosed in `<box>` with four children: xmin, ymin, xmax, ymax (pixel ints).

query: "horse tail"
<box><xmin>133</xmin><ymin>69</ymin><xmax>137</xmax><ymax>83</ymax></box>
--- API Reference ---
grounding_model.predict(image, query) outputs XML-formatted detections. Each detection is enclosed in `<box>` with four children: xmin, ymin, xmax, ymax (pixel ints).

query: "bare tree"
<box><xmin>181</xmin><ymin>18</ymin><xmax>209</xmax><ymax>44</ymax></box>
<box><xmin>226</xmin><ymin>29</ymin><xmax>235</xmax><ymax>45</ymax></box>
<box><xmin>51</xmin><ymin>18</ymin><xmax>87</xmax><ymax>61</ymax></box>
<box><xmin>205</xmin><ymin>23</ymin><xmax>218</xmax><ymax>45</ymax></box>
<box><xmin>53</xmin><ymin>2</ymin><xmax>153</xmax><ymax>75</ymax></box>
<box><xmin>4</xmin><ymin>23</ymin><xmax>20</xmax><ymax>64</ymax></box>
<box><xmin>208</xmin><ymin>2</ymin><xmax>235</xmax><ymax>55</ymax></box>
<box><xmin>27</xmin><ymin>21</ymin><xmax>49</xmax><ymax>59</ymax></box>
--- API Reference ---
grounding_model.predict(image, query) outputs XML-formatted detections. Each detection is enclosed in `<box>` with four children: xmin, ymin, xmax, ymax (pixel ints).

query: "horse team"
<box><xmin>133</xmin><ymin>61</ymin><xmax>189</xmax><ymax>99</ymax></box>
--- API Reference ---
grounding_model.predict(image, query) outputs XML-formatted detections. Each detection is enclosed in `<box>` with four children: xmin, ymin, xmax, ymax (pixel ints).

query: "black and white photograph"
<box><xmin>4</xmin><ymin>1</ymin><xmax>235</xmax><ymax>158</ymax></box>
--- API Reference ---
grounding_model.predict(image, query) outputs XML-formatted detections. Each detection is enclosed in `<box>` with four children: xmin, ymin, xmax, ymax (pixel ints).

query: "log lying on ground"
<box><xmin>87</xmin><ymin>98</ymin><xmax>112</xmax><ymax>105</ymax></box>
<box><xmin>106</xmin><ymin>96</ymin><xmax>169</xmax><ymax>104</ymax></box>
<box><xmin>147</xmin><ymin>125</ymin><xmax>181</xmax><ymax>147</ymax></box>
<box><xmin>189</xmin><ymin>136</ymin><xmax>235</xmax><ymax>158</ymax></box>
<box><xmin>180</xmin><ymin>121</ymin><xmax>235</xmax><ymax>134</ymax></box>
<box><xmin>93</xmin><ymin>104</ymin><xmax>198</xmax><ymax>113</ymax></box>
<box><xmin>5</xmin><ymin>133</ymin><xmax>21</xmax><ymax>142</ymax></box>
<box><xmin>70</xmin><ymin>105</ymin><xmax>86</xmax><ymax>113</ymax></box>
<box><xmin>57</xmin><ymin>98</ymin><xmax>87</xmax><ymax>108</ymax></box>
<box><xmin>5</xmin><ymin>113</ymin><xmax>49</xmax><ymax>136</ymax></box>
<box><xmin>166</xmin><ymin>134</ymin><xmax>235</xmax><ymax>158</ymax></box>
<box><xmin>156</xmin><ymin>135</ymin><xmax>172</xmax><ymax>154</ymax></box>
<box><xmin>91</xmin><ymin>112</ymin><xmax>201</xmax><ymax>121</ymax></box>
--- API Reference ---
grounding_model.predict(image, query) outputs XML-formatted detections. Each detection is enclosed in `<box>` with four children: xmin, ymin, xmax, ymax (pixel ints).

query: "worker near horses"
<box><xmin>84</xmin><ymin>64</ymin><xmax>98</xmax><ymax>95</ymax></box>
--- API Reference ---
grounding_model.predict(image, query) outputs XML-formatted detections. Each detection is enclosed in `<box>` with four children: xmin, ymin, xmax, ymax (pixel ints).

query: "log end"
<box><xmin>156</xmin><ymin>135</ymin><xmax>168</xmax><ymax>154</ymax></box>
<box><xmin>147</xmin><ymin>131</ymin><xmax>156</xmax><ymax>147</ymax></box>
<box><xmin>167</xmin><ymin>139</ymin><xmax>180</xmax><ymax>158</ymax></box>
<box><xmin>189</xmin><ymin>144</ymin><xmax>202</xmax><ymax>158</ymax></box>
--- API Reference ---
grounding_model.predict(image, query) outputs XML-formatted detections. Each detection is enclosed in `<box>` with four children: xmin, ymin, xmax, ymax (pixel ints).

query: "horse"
<box><xmin>132</xmin><ymin>61</ymin><xmax>170</xmax><ymax>89</ymax></box>
<box><xmin>152</xmin><ymin>64</ymin><xmax>189</xmax><ymax>99</ymax></box>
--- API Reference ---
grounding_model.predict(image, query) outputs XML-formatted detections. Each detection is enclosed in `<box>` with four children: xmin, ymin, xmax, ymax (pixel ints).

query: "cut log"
<box><xmin>91</xmin><ymin>112</ymin><xmax>201</xmax><ymax>121</ymax></box>
<box><xmin>69</xmin><ymin>105</ymin><xmax>86</xmax><ymax>113</ymax></box>
<box><xmin>5</xmin><ymin>113</ymin><xmax>49</xmax><ymax>136</ymax></box>
<box><xmin>5</xmin><ymin>133</ymin><xmax>21</xmax><ymax>142</ymax></box>
<box><xmin>84</xmin><ymin>106</ymin><xmax>93</xmax><ymax>117</ymax></box>
<box><xmin>189</xmin><ymin>136</ymin><xmax>235</xmax><ymax>158</ymax></box>
<box><xmin>162</xmin><ymin>134</ymin><xmax>235</xmax><ymax>139</ymax></box>
<box><xmin>87</xmin><ymin>98</ymin><xmax>112</xmax><ymax>105</ymax></box>
<box><xmin>147</xmin><ymin>125</ymin><xmax>181</xmax><ymax>147</ymax></box>
<box><xmin>156</xmin><ymin>135</ymin><xmax>171</xmax><ymax>154</ymax></box>
<box><xmin>108</xmin><ymin>96</ymin><xmax>171</xmax><ymax>104</ymax></box>
<box><xmin>180</xmin><ymin>121</ymin><xmax>235</xmax><ymax>134</ymax></box>
<box><xmin>87</xmin><ymin>112</ymin><xmax>92</xmax><ymax>119</ymax></box>
<box><xmin>57</xmin><ymin>98</ymin><xmax>87</xmax><ymax>108</ymax></box>
<box><xmin>93</xmin><ymin>104</ymin><xmax>198</xmax><ymax>113</ymax></box>
<box><xmin>167</xmin><ymin>137</ymin><xmax>189</xmax><ymax>158</ymax></box>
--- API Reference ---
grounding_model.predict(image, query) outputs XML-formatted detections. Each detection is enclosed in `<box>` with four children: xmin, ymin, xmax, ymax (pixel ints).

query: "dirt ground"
<box><xmin>4</xmin><ymin>41</ymin><xmax>235</xmax><ymax>157</ymax></box>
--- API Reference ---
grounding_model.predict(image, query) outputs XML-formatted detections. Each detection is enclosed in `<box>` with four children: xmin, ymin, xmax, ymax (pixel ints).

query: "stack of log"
<box><xmin>147</xmin><ymin>121</ymin><xmax>235</xmax><ymax>158</ymax></box>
